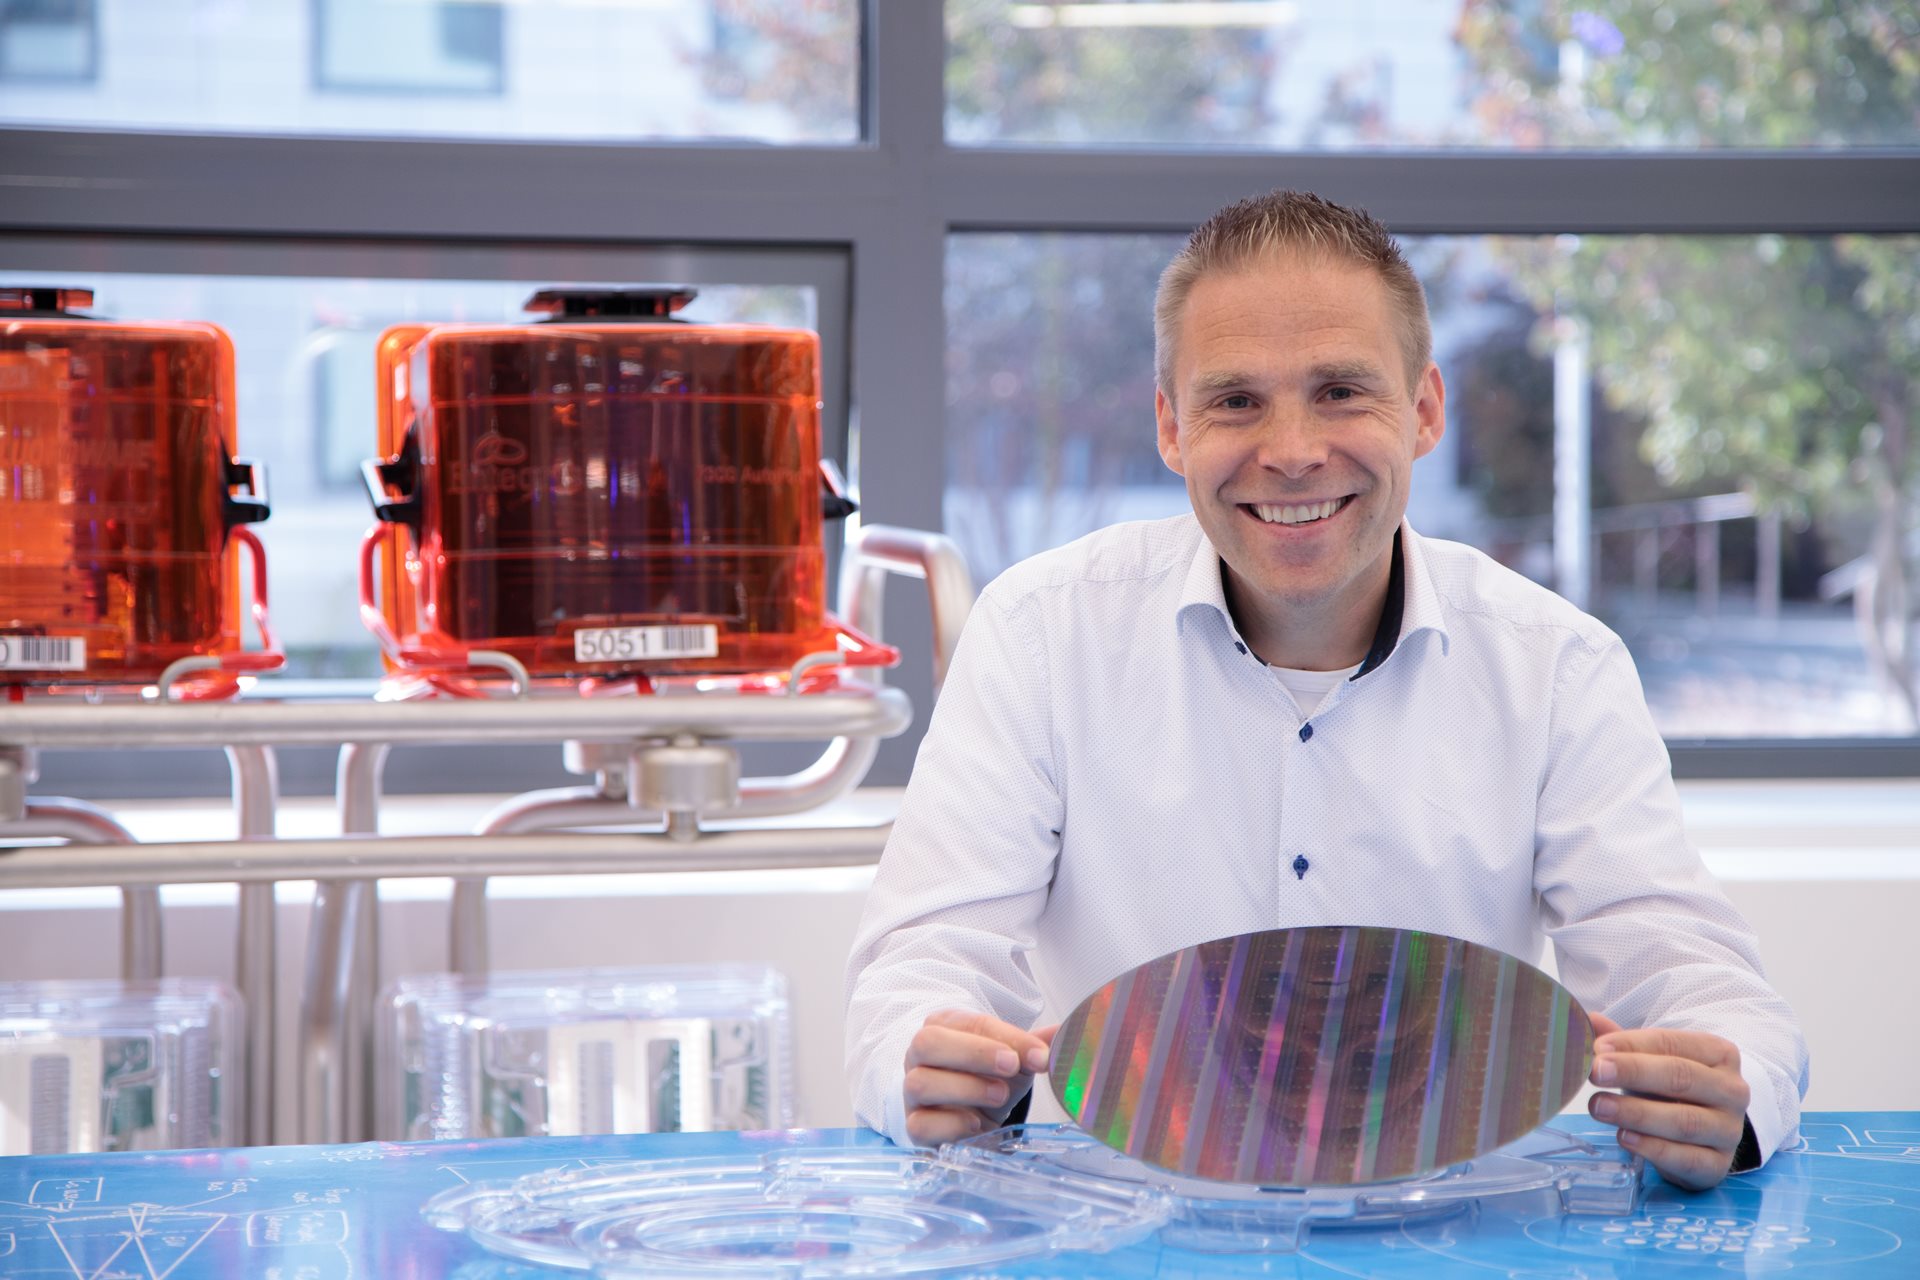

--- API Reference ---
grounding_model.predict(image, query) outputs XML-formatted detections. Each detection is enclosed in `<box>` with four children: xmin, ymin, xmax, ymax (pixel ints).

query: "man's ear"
<box><xmin>1412</xmin><ymin>362</ymin><xmax>1446</xmax><ymax>460</ymax></box>
<box><xmin>1155</xmin><ymin>387</ymin><xmax>1185</xmax><ymax>476</ymax></box>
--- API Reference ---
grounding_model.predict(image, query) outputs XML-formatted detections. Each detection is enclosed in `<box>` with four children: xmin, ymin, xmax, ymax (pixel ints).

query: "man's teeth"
<box><xmin>1251</xmin><ymin>498</ymin><xmax>1346</xmax><ymax>525</ymax></box>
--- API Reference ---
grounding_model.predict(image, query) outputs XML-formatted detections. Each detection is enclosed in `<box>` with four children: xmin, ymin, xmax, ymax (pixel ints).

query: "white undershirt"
<box><xmin>1269</xmin><ymin>662</ymin><xmax>1361</xmax><ymax>717</ymax></box>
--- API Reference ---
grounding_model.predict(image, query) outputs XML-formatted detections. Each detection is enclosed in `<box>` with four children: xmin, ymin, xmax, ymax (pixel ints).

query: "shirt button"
<box><xmin>1292</xmin><ymin>854</ymin><xmax>1310</xmax><ymax>879</ymax></box>
<box><xmin>1233</xmin><ymin>641</ymin><xmax>1248</xmax><ymax>655</ymax></box>
<box><xmin>1298</xmin><ymin>723</ymin><xmax>1313</xmax><ymax>742</ymax></box>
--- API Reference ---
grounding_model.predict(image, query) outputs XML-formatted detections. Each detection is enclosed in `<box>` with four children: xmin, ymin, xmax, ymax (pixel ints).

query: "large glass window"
<box><xmin>0</xmin><ymin>262</ymin><xmax>825</xmax><ymax>679</ymax></box>
<box><xmin>946</xmin><ymin>231</ymin><xmax>1920</xmax><ymax>739</ymax></box>
<box><xmin>947</xmin><ymin>1</ymin><xmax>1920</xmax><ymax>149</ymax></box>
<box><xmin>0</xmin><ymin>0</ymin><xmax>860</xmax><ymax>141</ymax></box>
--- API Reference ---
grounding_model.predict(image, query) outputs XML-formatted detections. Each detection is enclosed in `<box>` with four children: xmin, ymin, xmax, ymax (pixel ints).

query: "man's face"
<box><xmin>1155</xmin><ymin>252</ymin><xmax>1444</xmax><ymax>642</ymax></box>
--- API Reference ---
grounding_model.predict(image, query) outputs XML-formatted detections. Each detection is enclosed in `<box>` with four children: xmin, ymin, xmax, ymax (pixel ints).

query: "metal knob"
<box><xmin>629</xmin><ymin>738</ymin><xmax>741</xmax><ymax>840</ymax></box>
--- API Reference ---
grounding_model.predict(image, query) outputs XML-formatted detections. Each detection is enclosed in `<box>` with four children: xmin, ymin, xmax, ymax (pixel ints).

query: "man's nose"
<box><xmin>1254</xmin><ymin>408</ymin><xmax>1327</xmax><ymax>477</ymax></box>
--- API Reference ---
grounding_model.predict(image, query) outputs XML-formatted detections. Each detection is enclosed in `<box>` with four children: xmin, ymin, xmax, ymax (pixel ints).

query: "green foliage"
<box><xmin>945</xmin><ymin>0</ymin><xmax>1276</xmax><ymax>143</ymax></box>
<box><xmin>702</xmin><ymin>0</ymin><xmax>862</xmax><ymax>138</ymax></box>
<box><xmin>1461</xmin><ymin>0</ymin><xmax>1920</xmax><ymax>717</ymax></box>
<box><xmin>1456</xmin><ymin>0</ymin><xmax>1920</xmax><ymax>146</ymax></box>
<box><xmin>1460</xmin><ymin>2</ymin><xmax>1920</xmax><ymax>514</ymax></box>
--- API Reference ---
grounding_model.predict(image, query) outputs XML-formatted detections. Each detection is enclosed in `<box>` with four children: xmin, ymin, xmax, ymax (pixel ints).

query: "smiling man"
<box><xmin>844</xmin><ymin>190</ymin><xmax>1808</xmax><ymax>1191</ymax></box>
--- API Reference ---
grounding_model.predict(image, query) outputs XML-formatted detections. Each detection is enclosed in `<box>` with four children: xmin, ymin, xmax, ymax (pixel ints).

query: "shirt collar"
<box><xmin>1174</xmin><ymin>519</ymin><xmax>1452</xmax><ymax>676</ymax></box>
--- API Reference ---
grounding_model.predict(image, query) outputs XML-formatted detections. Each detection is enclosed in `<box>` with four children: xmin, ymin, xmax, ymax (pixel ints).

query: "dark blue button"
<box><xmin>1298</xmin><ymin>722</ymin><xmax>1313</xmax><ymax>742</ymax></box>
<box><xmin>1233</xmin><ymin>641</ymin><xmax>1248</xmax><ymax>655</ymax></box>
<box><xmin>1292</xmin><ymin>854</ymin><xmax>1310</xmax><ymax>880</ymax></box>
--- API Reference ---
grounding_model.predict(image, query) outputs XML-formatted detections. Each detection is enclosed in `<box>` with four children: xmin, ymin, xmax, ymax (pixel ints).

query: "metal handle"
<box><xmin>839</xmin><ymin>524</ymin><xmax>977</xmax><ymax>694</ymax></box>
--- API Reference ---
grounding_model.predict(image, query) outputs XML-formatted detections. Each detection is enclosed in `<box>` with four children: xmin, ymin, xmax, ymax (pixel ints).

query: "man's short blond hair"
<box><xmin>1154</xmin><ymin>189</ymin><xmax>1433</xmax><ymax>403</ymax></box>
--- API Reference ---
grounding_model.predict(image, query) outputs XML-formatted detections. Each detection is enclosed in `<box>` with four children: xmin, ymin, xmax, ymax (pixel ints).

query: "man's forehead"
<box><xmin>1189</xmin><ymin>357</ymin><xmax>1390</xmax><ymax>390</ymax></box>
<box><xmin>1197</xmin><ymin>245</ymin><xmax>1382</xmax><ymax>292</ymax></box>
<box><xmin>1174</xmin><ymin>254</ymin><xmax>1405</xmax><ymax>377</ymax></box>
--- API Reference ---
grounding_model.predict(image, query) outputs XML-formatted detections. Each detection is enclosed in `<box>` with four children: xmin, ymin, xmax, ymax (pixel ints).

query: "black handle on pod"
<box><xmin>361</xmin><ymin>430</ymin><xmax>424</xmax><ymax>538</ymax></box>
<box><xmin>222</xmin><ymin>456</ymin><xmax>272</xmax><ymax>529</ymax></box>
<box><xmin>820</xmin><ymin>458</ymin><xmax>858</xmax><ymax>521</ymax></box>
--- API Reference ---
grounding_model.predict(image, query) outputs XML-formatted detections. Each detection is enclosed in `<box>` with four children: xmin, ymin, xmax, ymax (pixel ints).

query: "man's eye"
<box><xmin>1220</xmin><ymin>393</ymin><xmax>1255</xmax><ymax>410</ymax></box>
<box><xmin>1326</xmin><ymin>386</ymin><xmax>1357</xmax><ymax>401</ymax></box>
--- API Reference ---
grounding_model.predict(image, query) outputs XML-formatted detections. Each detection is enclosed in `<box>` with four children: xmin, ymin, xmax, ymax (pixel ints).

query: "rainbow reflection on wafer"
<box><xmin>1048</xmin><ymin>926</ymin><xmax>1594</xmax><ymax>1186</ymax></box>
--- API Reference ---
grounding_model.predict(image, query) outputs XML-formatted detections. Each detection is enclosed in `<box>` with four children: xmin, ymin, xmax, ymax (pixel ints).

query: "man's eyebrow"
<box><xmin>1189</xmin><ymin>369</ymin><xmax>1261</xmax><ymax>393</ymax></box>
<box><xmin>1308</xmin><ymin>360</ymin><xmax>1389</xmax><ymax>385</ymax></box>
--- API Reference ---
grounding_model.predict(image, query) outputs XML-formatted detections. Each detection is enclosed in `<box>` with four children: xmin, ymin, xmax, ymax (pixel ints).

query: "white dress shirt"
<box><xmin>845</xmin><ymin>513</ymin><xmax>1808</xmax><ymax>1162</ymax></box>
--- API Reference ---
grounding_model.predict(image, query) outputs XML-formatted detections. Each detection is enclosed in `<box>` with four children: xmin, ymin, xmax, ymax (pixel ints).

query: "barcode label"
<box><xmin>0</xmin><ymin>635</ymin><xmax>86</xmax><ymax>671</ymax></box>
<box><xmin>573</xmin><ymin>625</ymin><xmax>718</xmax><ymax>663</ymax></box>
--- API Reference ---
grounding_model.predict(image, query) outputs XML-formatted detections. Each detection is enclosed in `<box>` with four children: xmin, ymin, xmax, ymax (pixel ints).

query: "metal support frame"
<box><xmin>0</xmin><ymin>827</ymin><xmax>891</xmax><ymax>888</ymax></box>
<box><xmin>442</xmin><ymin>526</ymin><xmax>973</xmax><ymax>975</ymax></box>
<box><xmin>0</xmin><ymin>526</ymin><xmax>956</xmax><ymax>1148</ymax></box>
<box><xmin>1</xmin><ymin>746</ymin><xmax>279</xmax><ymax>1142</ymax></box>
<box><xmin>301</xmin><ymin>741</ymin><xmax>389</xmax><ymax>1145</ymax></box>
<box><xmin>224</xmin><ymin>745</ymin><xmax>279</xmax><ymax>1145</ymax></box>
<box><xmin>5</xmin><ymin>801</ymin><xmax>146</xmax><ymax>977</ymax></box>
<box><xmin>0</xmin><ymin>688</ymin><xmax>911</xmax><ymax>749</ymax></box>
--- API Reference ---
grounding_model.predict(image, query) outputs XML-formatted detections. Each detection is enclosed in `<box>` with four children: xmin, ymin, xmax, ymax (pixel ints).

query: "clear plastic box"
<box><xmin>422</xmin><ymin>1124</ymin><xmax>1641</xmax><ymax>1272</ymax></box>
<box><xmin>947</xmin><ymin>1122</ymin><xmax>1646</xmax><ymax>1253</ymax></box>
<box><xmin>424</xmin><ymin>1146</ymin><xmax>1171</xmax><ymax>1276</ymax></box>
<box><xmin>0</xmin><ymin>978</ymin><xmax>243</xmax><ymax>1154</ymax></box>
<box><xmin>375</xmin><ymin>966</ymin><xmax>793</xmax><ymax>1142</ymax></box>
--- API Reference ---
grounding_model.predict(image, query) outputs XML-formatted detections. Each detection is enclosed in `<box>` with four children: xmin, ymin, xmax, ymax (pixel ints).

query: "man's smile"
<box><xmin>1239</xmin><ymin>494</ymin><xmax>1356</xmax><ymax>527</ymax></box>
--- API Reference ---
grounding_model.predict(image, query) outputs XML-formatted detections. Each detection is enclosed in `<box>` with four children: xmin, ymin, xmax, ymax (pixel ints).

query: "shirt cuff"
<box><xmin>1731</xmin><ymin>1116</ymin><xmax>1762</xmax><ymax>1174</ymax></box>
<box><xmin>1735</xmin><ymin>1053</ymin><xmax>1795</xmax><ymax>1171</ymax></box>
<box><xmin>868</xmin><ymin>1021</ymin><xmax>925</xmax><ymax>1149</ymax></box>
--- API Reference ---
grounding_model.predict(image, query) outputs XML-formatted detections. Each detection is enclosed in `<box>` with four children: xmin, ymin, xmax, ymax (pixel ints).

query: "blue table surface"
<box><xmin>1</xmin><ymin>1112</ymin><xmax>1915</xmax><ymax>1278</ymax></box>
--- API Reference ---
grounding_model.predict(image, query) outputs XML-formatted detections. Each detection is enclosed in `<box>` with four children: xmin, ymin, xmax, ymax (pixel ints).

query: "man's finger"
<box><xmin>1592</xmin><ymin>1026</ymin><xmax>1740</xmax><ymax>1071</ymax></box>
<box><xmin>1589</xmin><ymin>1011</ymin><xmax>1624</xmax><ymax>1039</ymax></box>
<box><xmin>1591</xmin><ymin>1092</ymin><xmax>1743</xmax><ymax>1154</ymax></box>
<box><xmin>906</xmin><ymin>1024</ymin><xmax>1032</xmax><ymax>1078</ymax></box>
<box><xmin>923</xmin><ymin>1009</ymin><xmax>1051</xmax><ymax>1058</ymax></box>
<box><xmin>904</xmin><ymin>1105</ymin><xmax>988</xmax><ymax>1147</ymax></box>
<box><xmin>904</xmin><ymin>1063</ymin><xmax>1014</xmax><ymax>1112</ymax></box>
<box><xmin>1593</xmin><ymin>1051</ymin><xmax>1751</xmax><ymax>1114</ymax></box>
<box><xmin>1616</xmin><ymin>1127</ymin><xmax>1735</xmax><ymax>1192</ymax></box>
<box><xmin>1025</xmin><ymin>1023</ymin><xmax>1062</xmax><ymax>1073</ymax></box>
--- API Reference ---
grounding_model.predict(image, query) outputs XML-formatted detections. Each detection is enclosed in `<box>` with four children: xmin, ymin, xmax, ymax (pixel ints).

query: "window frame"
<box><xmin>1</xmin><ymin>1</ymin><xmax>1915</xmax><ymax>788</ymax></box>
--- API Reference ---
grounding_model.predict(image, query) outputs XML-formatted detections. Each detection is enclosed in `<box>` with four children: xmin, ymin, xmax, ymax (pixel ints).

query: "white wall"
<box><xmin>2</xmin><ymin>781</ymin><xmax>1915</xmax><ymax>1145</ymax></box>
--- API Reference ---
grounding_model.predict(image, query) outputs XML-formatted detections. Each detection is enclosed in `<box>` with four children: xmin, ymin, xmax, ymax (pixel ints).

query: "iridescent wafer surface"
<box><xmin>1048</xmin><ymin>926</ymin><xmax>1594</xmax><ymax>1186</ymax></box>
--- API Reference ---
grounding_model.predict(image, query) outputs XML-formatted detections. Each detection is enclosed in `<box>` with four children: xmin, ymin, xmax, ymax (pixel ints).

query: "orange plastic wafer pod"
<box><xmin>0</xmin><ymin>287</ymin><xmax>279</xmax><ymax>695</ymax></box>
<box><xmin>360</xmin><ymin>287</ymin><xmax>896</xmax><ymax>685</ymax></box>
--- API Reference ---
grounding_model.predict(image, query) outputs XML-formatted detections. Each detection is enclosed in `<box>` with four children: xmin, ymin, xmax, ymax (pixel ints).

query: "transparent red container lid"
<box><xmin>362</xmin><ymin>287</ymin><xmax>885</xmax><ymax>685</ymax></box>
<box><xmin>0</xmin><ymin>287</ymin><xmax>276</xmax><ymax>691</ymax></box>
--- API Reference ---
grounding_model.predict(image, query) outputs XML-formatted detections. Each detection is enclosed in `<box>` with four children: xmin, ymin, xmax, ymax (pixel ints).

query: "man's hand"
<box><xmin>903</xmin><ymin>1010</ymin><xmax>1056</xmax><ymax>1147</ymax></box>
<box><xmin>1586</xmin><ymin>1012</ymin><xmax>1750</xmax><ymax>1191</ymax></box>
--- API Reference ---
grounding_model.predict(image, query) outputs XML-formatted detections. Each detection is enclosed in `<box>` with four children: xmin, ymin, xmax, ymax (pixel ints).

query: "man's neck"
<box><xmin>1224</xmin><ymin>546</ymin><xmax>1397</xmax><ymax>672</ymax></box>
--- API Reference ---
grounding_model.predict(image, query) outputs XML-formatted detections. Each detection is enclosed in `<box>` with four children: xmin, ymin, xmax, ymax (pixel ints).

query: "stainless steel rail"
<box><xmin>0</xmin><ymin>688</ymin><xmax>912</xmax><ymax>748</ymax></box>
<box><xmin>301</xmin><ymin>741</ymin><xmax>389</xmax><ymax>1145</ymax></box>
<box><xmin>451</xmin><ymin>735</ymin><xmax>885</xmax><ymax>976</ymax></box>
<box><xmin>0</xmin><ymin>825</ymin><xmax>891</xmax><ymax>888</ymax></box>
<box><xmin>225</xmin><ymin>745</ymin><xmax>278</xmax><ymax>1145</ymax></box>
<box><xmin>8</xmin><ymin>801</ymin><xmax>150</xmax><ymax>978</ymax></box>
<box><xmin>841</xmin><ymin>525</ymin><xmax>975</xmax><ymax>692</ymax></box>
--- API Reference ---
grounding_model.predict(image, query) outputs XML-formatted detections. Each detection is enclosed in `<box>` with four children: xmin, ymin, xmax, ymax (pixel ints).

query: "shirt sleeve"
<box><xmin>843</xmin><ymin>587</ymin><xmax>1065</xmax><ymax>1147</ymax></box>
<box><xmin>1533</xmin><ymin>635</ymin><xmax>1810</xmax><ymax>1166</ymax></box>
